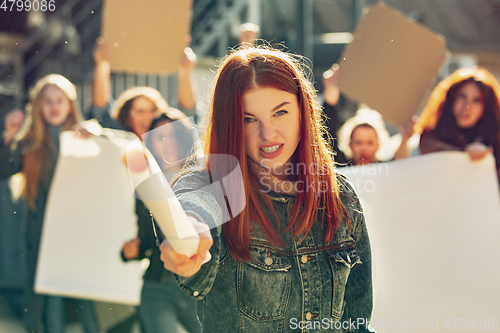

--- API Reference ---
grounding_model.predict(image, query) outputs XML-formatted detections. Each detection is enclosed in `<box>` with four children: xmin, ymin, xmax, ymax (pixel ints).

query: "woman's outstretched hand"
<box><xmin>72</xmin><ymin>123</ymin><xmax>95</xmax><ymax>138</ymax></box>
<box><xmin>464</xmin><ymin>141</ymin><xmax>493</xmax><ymax>161</ymax></box>
<box><xmin>160</xmin><ymin>216</ymin><xmax>213</xmax><ymax>278</ymax></box>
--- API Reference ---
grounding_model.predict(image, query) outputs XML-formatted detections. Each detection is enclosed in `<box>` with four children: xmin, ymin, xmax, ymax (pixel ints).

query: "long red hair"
<box><xmin>416</xmin><ymin>67</ymin><xmax>500</xmax><ymax>165</ymax></box>
<box><xmin>190</xmin><ymin>47</ymin><xmax>349</xmax><ymax>261</ymax></box>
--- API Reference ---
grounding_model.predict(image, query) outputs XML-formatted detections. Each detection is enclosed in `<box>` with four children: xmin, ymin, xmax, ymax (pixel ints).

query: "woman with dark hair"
<box><xmin>110</xmin><ymin>86</ymin><xmax>188</xmax><ymax>138</ymax></box>
<box><xmin>158</xmin><ymin>46</ymin><xmax>373</xmax><ymax>332</ymax></box>
<box><xmin>144</xmin><ymin>114</ymin><xmax>197</xmax><ymax>178</ymax></box>
<box><xmin>416</xmin><ymin>67</ymin><xmax>500</xmax><ymax>177</ymax></box>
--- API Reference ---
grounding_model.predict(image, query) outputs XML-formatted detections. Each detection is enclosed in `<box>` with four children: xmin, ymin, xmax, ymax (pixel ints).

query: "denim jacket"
<box><xmin>172</xmin><ymin>170</ymin><xmax>373</xmax><ymax>332</ymax></box>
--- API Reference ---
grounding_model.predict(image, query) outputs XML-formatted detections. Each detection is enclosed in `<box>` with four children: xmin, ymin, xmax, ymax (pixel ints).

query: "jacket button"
<box><xmin>265</xmin><ymin>257</ymin><xmax>273</xmax><ymax>265</ymax></box>
<box><xmin>193</xmin><ymin>291</ymin><xmax>199</xmax><ymax>297</ymax></box>
<box><xmin>301</xmin><ymin>255</ymin><xmax>308</xmax><ymax>264</ymax></box>
<box><xmin>145</xmin><ymin>249</ymin><xmax>152</xmax><ymax>257</ymax></box>
<box><xmin>306</xmin><ymin>312</ymin><xmax>312</xmax><ymax>320</ymax></box>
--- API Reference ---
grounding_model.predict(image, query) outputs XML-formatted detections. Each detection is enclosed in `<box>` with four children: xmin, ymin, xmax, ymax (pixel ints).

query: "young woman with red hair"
<box><xmin>416</xmin><ymin>67</ymin><xmax>500</xmax><ymax>177</ymax></box>
<box><xmin>159</xmin><ymin>47</ymin><xmax>373</xmax><ymax>332</ymax></box>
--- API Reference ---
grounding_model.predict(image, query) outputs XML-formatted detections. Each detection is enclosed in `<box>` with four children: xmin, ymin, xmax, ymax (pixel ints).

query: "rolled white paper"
<box><xmin>125</xmin><ymin>139</ymin><xmax>200</xmax><ymax>258</ymax></box>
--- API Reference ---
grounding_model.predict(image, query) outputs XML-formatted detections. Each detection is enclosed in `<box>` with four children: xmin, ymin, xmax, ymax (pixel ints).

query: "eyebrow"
<box><xmin>244</xmin><ymin>101</ymin><xmax>291</xmax><ymax>116</ymax></box>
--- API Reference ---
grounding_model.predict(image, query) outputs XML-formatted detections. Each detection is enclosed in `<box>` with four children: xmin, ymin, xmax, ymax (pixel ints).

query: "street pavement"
<box><xmin>0</xmin><ymin>294</ymin><xmax>142</xmax><ymax>333</ymax></box>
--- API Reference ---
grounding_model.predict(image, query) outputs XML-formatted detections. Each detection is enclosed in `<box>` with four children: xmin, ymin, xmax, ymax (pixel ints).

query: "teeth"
<box><xmin>262</xmin><ymin>145</ymin><xmax>281</xmax><ymax>153</ymax></box>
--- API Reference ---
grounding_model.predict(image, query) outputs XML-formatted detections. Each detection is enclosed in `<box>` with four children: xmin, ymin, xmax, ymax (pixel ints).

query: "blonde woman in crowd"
<box><xmin>0</xmin><ymin>74</ymin><xmax>100</xmax><ymax>333</ymax></box>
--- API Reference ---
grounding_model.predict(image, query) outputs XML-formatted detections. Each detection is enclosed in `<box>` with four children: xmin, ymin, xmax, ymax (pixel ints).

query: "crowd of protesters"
<box><xmin>1</xmin><ymin>18</ymin><xmax>499</xmax><ymax>333</ymax></box>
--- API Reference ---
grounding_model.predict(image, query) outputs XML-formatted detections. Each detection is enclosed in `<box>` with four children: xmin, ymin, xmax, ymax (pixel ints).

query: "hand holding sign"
<box><xmin>124</xmin><ymin>140</ymin><xmax>202</xmax><ymax>258</ymax></box>
<box><xmin>159</xmin><ymin>217</ymin><xmax>213</xmax><ymax>278</ymax></box>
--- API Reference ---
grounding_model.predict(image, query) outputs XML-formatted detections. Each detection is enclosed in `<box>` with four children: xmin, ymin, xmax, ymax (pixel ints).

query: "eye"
<box><xmin>244</xmin><ymin>117</ymin><xmax>255</xmax><ymax>123</ymax></box>
<box><xmin>275</xmin><ymin>110</ymin><xmax>288</xmax><ymax>116</ymax></box>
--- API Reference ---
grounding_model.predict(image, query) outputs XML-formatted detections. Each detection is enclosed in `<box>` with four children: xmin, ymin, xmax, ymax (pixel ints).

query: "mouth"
<box><xmin>259</xmin><ymin>144</ymin><xmax>284</xmax><ymax>158</ymax></box>
<box><xmin>457</xmin><ymin>109</ymin><xmax>472</xmax><ymax>118</ymax></box>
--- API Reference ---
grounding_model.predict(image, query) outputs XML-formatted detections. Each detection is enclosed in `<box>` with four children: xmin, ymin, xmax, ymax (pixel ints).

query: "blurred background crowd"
<box><xmin>1</xmin><ymin>0</ymin><xmax>500</xmax><ymax>332</ymax></box>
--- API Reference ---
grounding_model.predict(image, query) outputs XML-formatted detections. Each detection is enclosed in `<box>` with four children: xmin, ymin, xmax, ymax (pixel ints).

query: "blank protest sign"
<box><xmin>340</xmin><ymin>152</ymin><xmax>500</xmax><ymax>331</ymax></box>
<box><xmin>35</xmin><ymin>131</ymin><xmax>146</xmax><ymax>305</ymax></box>
<box><xmin>102</xmin><ymin>0</ymin><xmax>193</xmax><ymax>74</ymax></box>
<box><xmin>338</xmin><ymin>4</ymin><xmax>449</xmax><ymax>127</ymax></box>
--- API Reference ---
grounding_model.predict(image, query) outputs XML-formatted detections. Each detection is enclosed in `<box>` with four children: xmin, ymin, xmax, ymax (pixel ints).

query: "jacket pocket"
<box><xmin>237</xmin><ymin>246</ymin><xmax>292</xmax><ymax>321</ymax></box>
<box><xmin>327</xmin><ymin>247</ymin><xmax>362</xmax><ymax>320</ymax></box>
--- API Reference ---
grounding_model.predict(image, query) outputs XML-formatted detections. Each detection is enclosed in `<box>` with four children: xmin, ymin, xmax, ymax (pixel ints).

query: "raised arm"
<box><xmin>323</xmin><ymin>63</ymin><xmax>340</xmax><ymax>107</ymax></box>
<box><xmin>88</xmin><ymin>38</ymin><xmax>122</xmax><ymax>129</ymax></box>
<box><xmin>177</xmin><ymin>45</ymin><xmax>197</xmax><ymax>113</ymax></box>
<box><xmin>393</xmin><ymin>116</ymin><xmax>417</xmax><ymax>160</ymax></box>
<box><xmin>239</xmin><ymin>23</ymin><xmax>260</xmax><ymax>45</ymax></box>
<box><xmin>322</xmin><ymin>64</ymin><xmax>349</xmax><ymax>164</ymax></box>
<box><xmin>92</xmin><ymin>37</ymin><xmax>111</xmax><ymax>108</ymax></box>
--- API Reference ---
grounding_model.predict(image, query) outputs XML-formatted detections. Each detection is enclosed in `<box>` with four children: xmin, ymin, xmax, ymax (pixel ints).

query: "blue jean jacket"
<box><xmin>172</xmin><ymin>170</ymin><xmax>373</xmax><ymax>332</ymax></box>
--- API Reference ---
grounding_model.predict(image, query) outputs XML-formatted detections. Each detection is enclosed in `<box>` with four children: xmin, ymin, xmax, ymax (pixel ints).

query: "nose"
<box><xmin>460</xmin><ymin>99</ymin><xmax>471</xmax><ymax>112</ymax></box>
<box><xmin>49</xmin><ymin>101</ymin><xmax>61</xmax><ymax>110</ymax></box>
<box><xmin>260</xmin><ymin>120</ymin><xmax>277</xmax><ymax>141</ymax></box>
